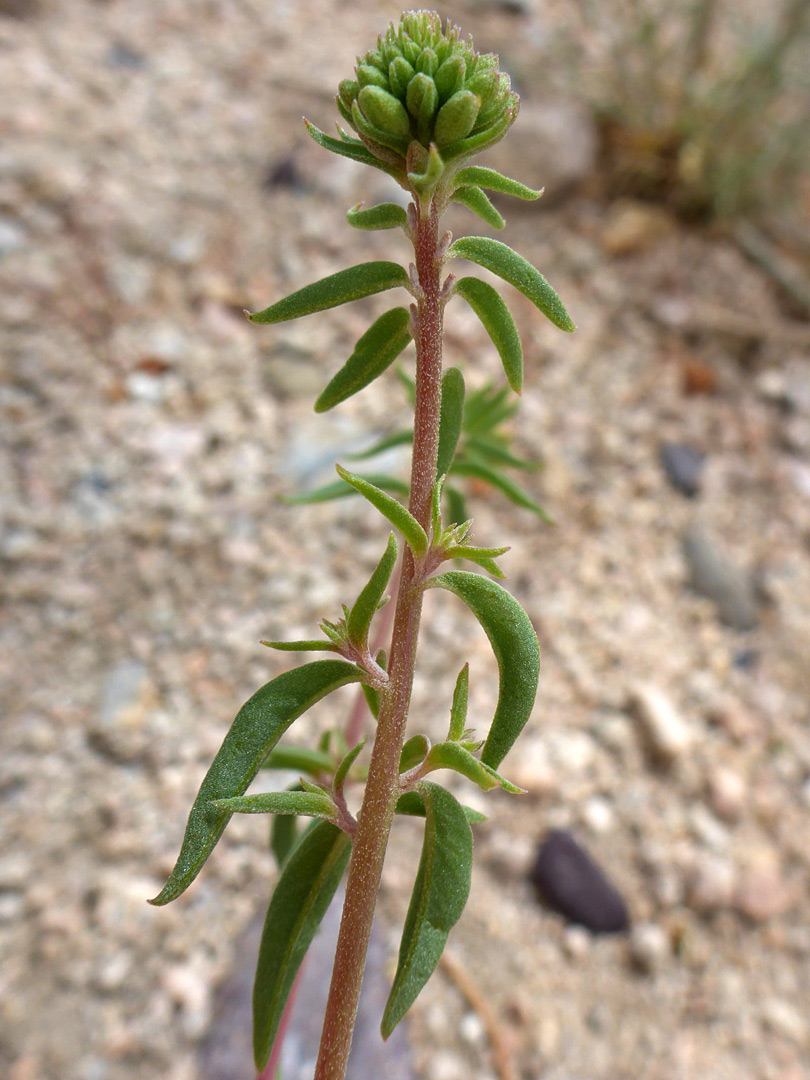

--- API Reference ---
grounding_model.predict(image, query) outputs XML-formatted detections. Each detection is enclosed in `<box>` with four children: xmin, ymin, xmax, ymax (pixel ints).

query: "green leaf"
<box><xmin>285</xmin><ymin>473</ymin><xmax>410</xmax><ymax>505</ymax></box>
<box><xmin>427</xmin><ymin>572</ymin><xmax>539</xmax><ymax>769</ymax></box>
<box><xmin>448</xmin><ymin>663</ymin><xmax>469</xmax><ymax>741</ymax></box>
<box><xmin>333</xmin><ymin>738</ymin><xmax>366</xmax><ymax>794</ymax></box>
<box><xmin>348</xmin><ymin>429</ymin><xmax>413</xmax><ymax>461</ymax></box>
<box><xmin>261</xmin><ymin>639</ymin><xmax>338</xmax><ymax>652</ymax></box>
<box><xmin>381</xmin><ymin>782</ymin><xmax>473</xmax><ymax>1038</ymax></box>
<box><xmin>315</xmin><ymin>308</ymin><xmax>411</xmax><ymax>413</ymax></box>
<box><xmin>363</xmin><ymin>649</ymin><xmax>386</xmax><ymax>719</ymax></box>
<box><xmin>436</xmin><ymin>367</ymin><xmax>465</xmax><ymax>478</ymax></box>
<box><xmin>335</xmin><ymin>465</ymin><xmax>428</xmax><ymax>557</ymax></box>
<box><xmin>270</xmin><ymin>788</ymin><xmax>301</xmax><ymax>869</ymax></box>
<box><xmin>395</xmin><ymin>790</ymin><xmax>486</xmax><ymax>825</ymax></box>
<box><xmin>444</xmin><ymin>543</ymin><xmax>509</xmax><ymax>579</ymax></box>
<box><xmin>253</xmin><ymin>821</ymin><xmax>351</xmax><ymax>1069</ymax></box>
<box><xmin>465</xmin><ymin>436</ymin><xmax>537</xmax><ymax>471</ymax></box>
<box><xmin>441</xmin><ymin>105</ymin><xmax>517</xmax><ymax>163</ymax></box>
<box><xmin>430</xmin><ymin>473</ymin><xmax>445</xmax><ymax>541</ymax></box>
<box><xmin>454</xmin><ymin>166</ymin><xmax>543</xmax><ymax>201</ymax></box>
<box><xmin>212</xmin><ymin>789</ymin><xmax>337</xmax><ymax>819</ymax></box>
<box><xmin>347</xmin><ymin>533</ymin><xmax>398</xmax><ymax>648</ymax></box>
<box><xmin>400</xmin><ymin>733</ymin><xmax>431</xmax><ymax>773</ymax></box>
<box><xmin>462</xmin><ymin>383</ymin><xmax>516</xmax><ymax>434</ymax></box>
<box><xmin>443</xmin><ymin>484</ymin><xmax>467</xmax><ymax>527</ymax></box>
<box><xmin>421</xmin><ymin>741</ymin><xmax>525</xmax><ymax>794</ymax></box>
<box><xmin>149</xmin><ymin>660</ymin><xmax>362</xmax><ymax>905</ymax></box>
<box><xmin>261</xmin><ymin>746</ymin><xmax>335</xmax><ymax>775</ymax></box>
<box><xmin>450</xmin><ymin>460</ymin><xmax>552</xmax><ymax>522</ymax></box>
<box><xmin>248</xmin><ymin>262</ymin><xmax>409</xmax><ymax>325</ymax></box>
<box><xmin>346</xmin><ymin>202</ymin><xmax>409</xmax><ymax>231</ymax></box>
<box><xmin>304</xmin><ymin>120</ymin><xmax>399</xmax><ymax>179</ymax></box>
<box><xmin>454</xmin><ymin>277</ymin><xmax>523</xmax><ymax>393</ymax></box>
<box><xmin>451</xmin><ymin>186</ymin><xmax>505</xmax><ymax>230</ymax></box>
<box><xmin>362</xmin><ymin>683</ymin><xmax>380</xmax><ymax>719</ymax></box>
<box><xmin>448</xmin><ymin>236</ymin><xmax>575</xmax><ymax>333</ymax></box>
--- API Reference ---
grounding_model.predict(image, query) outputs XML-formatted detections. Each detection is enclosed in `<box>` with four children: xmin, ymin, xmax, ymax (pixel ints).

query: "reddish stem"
<box><xmin>312</xmin><ymin>203</ymin><xmax>444</xmax><ymax>1080</ymax></box>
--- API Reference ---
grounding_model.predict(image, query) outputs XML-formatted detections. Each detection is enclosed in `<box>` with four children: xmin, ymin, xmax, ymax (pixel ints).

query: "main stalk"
<box><xmin>313</xmin><ymin>204</ymin><xmax>444</xmax><ymax>1080</ymax></box>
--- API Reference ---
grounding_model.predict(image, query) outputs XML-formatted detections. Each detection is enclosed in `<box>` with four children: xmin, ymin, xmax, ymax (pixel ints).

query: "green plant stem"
<box><xmin>313</xmin><ymin>205</ymin><xmax>444</xmax><ymax>1080</ymax></box>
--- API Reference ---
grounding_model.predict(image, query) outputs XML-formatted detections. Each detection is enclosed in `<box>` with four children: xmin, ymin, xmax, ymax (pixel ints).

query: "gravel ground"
<box><xmin>2</xmin><ymin>3</ymin><xmax>809</xmax><ymax>1079</ymax></box>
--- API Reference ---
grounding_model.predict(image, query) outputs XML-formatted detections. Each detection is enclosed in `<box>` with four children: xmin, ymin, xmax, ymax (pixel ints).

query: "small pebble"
<box><xmin>687</xmin><ymin>855</ymin><xmax>737</xmax><ymax>913</ymax></box>
<box><xmin>582</xmin><ymin>795</ymin><xmax>615</xmax><ymax>834</ymax></box>
<box><xmin>629</xmin><ymin>922</ymin><xmax>669</xmax><ymax>974</ymax></box>
<box><xmin>629</xmin><ymin>682</ymin><xmax>693</xmax><ymax>764</ymax></box>
<box><xmin>529</xmin><ymin>829</ymin><xmax>629</xmax><ymax>933</ymax></box>
<box><xmin>682</xmin><ymin>524</ymin><xmax>759</xmax><ymax>630</ymax></box>
<box><xmin>659</xmin><ymin>442</ymin><xmax>704</xmax><ymax>498</ymax></box>
<box><xmin>707</xmin><ymin>766</ymin><xmax>746</xmax><ymax>822</ymax></box>
<box><xmin>735</xmin><ymin>855</ymin><xmax>796</xmax><ymax>922</ymax></box>
<box><xmin>563</xmin><ymin>925</ymin><xmax>592</xmax><ymax>959</ymax></box>
<box><xmin>762</xmin><ymin>998</ymin><xmax>808</xmax><ymax>1044</ymax></box>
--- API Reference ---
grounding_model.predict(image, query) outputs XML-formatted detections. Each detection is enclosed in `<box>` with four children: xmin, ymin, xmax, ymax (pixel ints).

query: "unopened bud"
<box><xmin>357</xmin><ymin>85</ymin><xmax>412</xmax><ymax>141</ymax></box>
<box><xmin>434</xmin><ymin>90</ymin><xmax>480</xmax><ymax>147</ymax></box>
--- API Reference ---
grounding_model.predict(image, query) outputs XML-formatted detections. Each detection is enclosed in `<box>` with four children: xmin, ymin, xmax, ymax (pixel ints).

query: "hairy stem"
<box><xmin>313</xmin><ymin>204</ymin><xmax>443</xmax><ymax>1080</ymax></box>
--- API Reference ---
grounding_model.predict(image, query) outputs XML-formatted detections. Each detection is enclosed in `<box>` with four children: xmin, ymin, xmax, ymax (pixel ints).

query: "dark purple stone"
<box><xmin>529</xmin><ymin>829</ymin><xmax>629</xmax><ymax>934</ymax></box>
<box><xmin>659</xmin><ymin>442</ymin><xmax>705</xmax><ymax>498</ymax></box>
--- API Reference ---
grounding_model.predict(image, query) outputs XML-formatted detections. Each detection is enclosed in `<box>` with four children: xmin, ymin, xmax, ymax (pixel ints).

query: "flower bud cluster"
<box><xmin>337</xmin><ymin>11</ymin><xmax>518</xmax><ymax>191</ymax></box>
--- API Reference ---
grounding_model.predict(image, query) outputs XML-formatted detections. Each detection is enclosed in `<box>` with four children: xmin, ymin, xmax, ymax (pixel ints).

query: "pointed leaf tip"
<box><xmin>448</xmin><ymin>236</ymin><xmax>575</xmax><ymax>333</ymax></box>
<box><xmin>149</xmin><ymin>660</ymin><xmax>361</xmax><ymax>906</ymax></box>
<box><xmin>315</xmin><ymin>307</ymin><xmax>411</xmax><ymax>413</ymax></box>
<box><xmin>454</xmin><ymin>166</ymin><xmax>544</xmax><ymax>201</ymax></box>
<box><xmin>347</xmin><ymin>532</ymin><xmax>398</xmax><ymax>648</ymax></box>
<box><xmin>427</xmin><ymin>571</ymin><xmax>539</xmax><ymax>769</ymax></box>
<box><xmin>249</xmin><ymin>262</ymin><xmax>409</xmax><ymax>325</ymax></box>
<box><xmin>381</xmin><ymin>783</ymin><xmax>472</xmax><ymax>1038</ymax></box>
<box><xmin>253</xmin><ymin>821</ymin><xmax>351</xmax><ymax>1069</ymax></box>
<box><xmin>335</xmin><ymin>466</ymin><xmax>428</xmax><ymax>557</ymax></box>
<box><xmin>451</xmin><ymin>186</ymin><xmax>505</xmax><ymax>230</ymax></box>
<box><xmin>454</xmin><ymin>277</ymin><xmax>522</xmax><ymax>393</ymax></box>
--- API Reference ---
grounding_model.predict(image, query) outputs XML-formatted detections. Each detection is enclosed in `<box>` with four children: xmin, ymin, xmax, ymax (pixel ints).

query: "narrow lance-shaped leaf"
<box><xmin>253</xmin><ymin>821</ymin><xmax>351</xmax><ymax>1069</ymax></box>
<box><xmin>248</xmin><ymin>261</ymin><xmax>409</xmax><ymax>325</ymax></box>
<box><xmin>400</xmin><ymin>733</ymin><xmax>431</xmax><ymax>773</ymax></box>
<box><xmin>347</xmin><ymin>202</ymin><xmax>409</xmax><ymax>231</ymax></box>
<box><xmin>395</xmin><ymin>789</ymin><xmax>486</xmax><ymax>825</ymax></box>
<box><xmin>450</xmin><ymin>460</ymin><xmax>552</xmax><ymax>523</ymax></box>
<box><xmin>382</xmin><ymin>782</ymin><xmax>473</xmax><ymax>1038</ymax></box>
<box><xmin>444</xmin><ymin>543</ymin><xmax>510</xmax><ymax>578</ymax></box>
<box><xmin>333</xmin><ymin>738</ymin><xmax>366</xmax><ymax>795</ymax></box>
<box><xmin>362</xmin><ymin>649</ymin><xmax>386</xmax><ymax>719</ymax></box>
<box><xmin>421</xmin><ymin>741</ymin><xmax>525</xmax><ymax>794</ymax></box>
<box><xmin>451</xmin><ymin>185</ymin><xmax>505</xmax><ymax>230</ymax></box>
<box><xmin>448</xmin><ymin>236</ymin><xmax>575</xmax><ymax>333</ymax></box>
<box><xmin>261</xmin><ymin>639</ymin><xmax>338</xmax><ymax>652</ymax></box>
<box><xmin>212</xmin><ymin>789</ymin><xmax>337</xmax><ymax>820</ymax></box>
<box><xmin>304</xmin><ymin>119</ymin><xmax>400</xmax><ymax>179</ymax></box>
<box><xmin>315</xmin><ymin>308</ymin><xmax>412</xmax><ymax>413</ymax></box>
<box><xmin>270</xmin><ymin>784</ymin><xmax>302</xmax><ymax>868</ymax></box>
<box><xmin>347</xmin><ymin>532</ymin><xmax>398</xmax><ymax>647</ymax></box>
<box><xmin>443</xmin><ymin>484</ymin><xmax>467</xmax><ymax>527</ymax></box>
<box><xmin>427</xmin><ymin>571</ymin><xmax>540</xmax><ymax>769</ymax></box>
<box><xmin>465</xmin><ymin>436</ymin><xmax>538</xmax><ymax>471</ymax></box>
<box><xmin>454</xmin><ymin>277</ymin><xmax>523</xmax><ymax>394</ymax></box>
<box><xmin>261</xmin><ymin>745</ymin><xmax>335</xmax><ymax>775</ymax></box>
<box><xmin>348</xmin><ymin>429</ymin><xmax>413</xmax><ymax>461</ymax></box>
<box><xmin>448</xmin><ymin>663</ymin><xmax>469</xmax><ymax>741</ymax></box>
<box><xmin>148</xmin><ymin>660</ymin><xmax>362</xmax><ymax>905</ymax></box>
<box><xmin>436</xmin><ymin>366</ymin><xmax>465</xmax><ymax>478</ymax></box>
<box><xmin>285</xmin><ymin>473</ymin><xmax>410</xmax><ymax>505</ymax></box>
<box><xmin>336</xmin><ymin>465</ymin><xmax>428</xmax><ymax>556</ymax></box>
<box><xmin>454</xmin><ymin>165</ymin><xmax>544</xmax><ymax>201</ymax></box>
